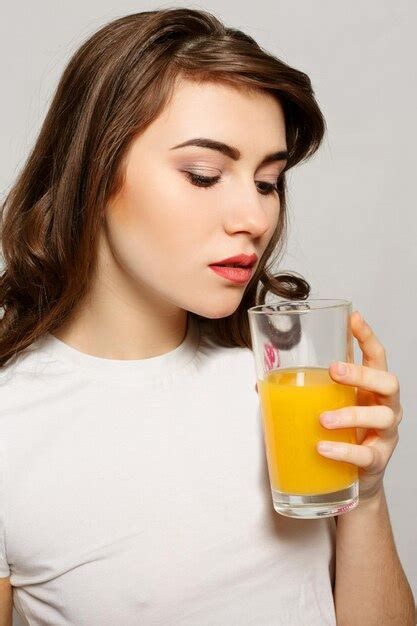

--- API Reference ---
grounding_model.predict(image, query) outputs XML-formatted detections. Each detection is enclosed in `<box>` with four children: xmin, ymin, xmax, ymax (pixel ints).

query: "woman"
<box><xmin>0</xmin><ymin>7</ymin><xmax>414</xmax><ymax>626</ymax></box>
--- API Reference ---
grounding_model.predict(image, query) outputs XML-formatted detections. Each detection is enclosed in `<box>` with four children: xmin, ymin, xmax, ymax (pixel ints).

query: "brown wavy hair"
<box><xmin>0</xmin><ymin>7</ymin><xmax>326</xmax><ymax>368</ymax></box>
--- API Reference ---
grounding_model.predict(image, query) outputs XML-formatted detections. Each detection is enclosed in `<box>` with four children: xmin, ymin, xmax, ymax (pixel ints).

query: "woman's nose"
<box><xmin>223</xmin><ymin>193</ymin><xmax>276</xmax><ymax>238</ymax></box>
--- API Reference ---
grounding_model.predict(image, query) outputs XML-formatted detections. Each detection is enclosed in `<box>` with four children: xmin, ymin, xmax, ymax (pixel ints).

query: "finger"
<box><xmin>351</xmin><ymin>311</ymin><xmax>388</xmax><ymax>371</ymax></box>
<box><xmin>319</xmin><ymin>405</ymin><xmax>399</xmax><ymax>439</ymax></box>
<box><xmin>329</xmin><ymin>361</ymin><xmax>400</xmax><ymax>399</ymax></box>
<box><xmin>316</xmin><ymin>440</ymin><xmax>381</xmax><ymax>471</ymax></box>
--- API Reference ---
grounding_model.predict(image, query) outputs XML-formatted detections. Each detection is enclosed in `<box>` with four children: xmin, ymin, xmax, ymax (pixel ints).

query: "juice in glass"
<box><xmin>257</xmin><ymin>366</ymin><xmax>358</xmax><ymax>495</ymax></box>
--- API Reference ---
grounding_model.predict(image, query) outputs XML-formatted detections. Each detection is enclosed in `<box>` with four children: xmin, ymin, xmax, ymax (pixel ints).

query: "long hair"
<box><xmin>0</xmin><ymin>7</ymin><xmax>326</xmax><ymax>367</ymax></box>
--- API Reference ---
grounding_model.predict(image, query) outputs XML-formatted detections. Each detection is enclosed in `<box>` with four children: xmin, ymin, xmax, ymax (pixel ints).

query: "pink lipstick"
<box><xmin>209</xmin><ymin>252</ymin><xmax>257</xmax><ymax>285</ymax></box>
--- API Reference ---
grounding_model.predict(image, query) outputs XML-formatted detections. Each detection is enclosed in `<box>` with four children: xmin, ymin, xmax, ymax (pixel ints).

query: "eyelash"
<box><xmin>184</xmin><ymin>172</ymin><xmax>282</xmax><ymax>196</ymax></box>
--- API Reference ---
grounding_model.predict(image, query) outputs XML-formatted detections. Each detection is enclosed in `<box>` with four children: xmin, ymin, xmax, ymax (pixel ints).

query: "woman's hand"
<box><xmin>317</xmin><ymin>310</ymin><xmax>403</xmax><ymax>501</ymax></box>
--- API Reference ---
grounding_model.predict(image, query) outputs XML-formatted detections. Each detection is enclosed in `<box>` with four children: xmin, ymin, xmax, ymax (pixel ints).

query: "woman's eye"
<box><xmin>256</xmin><ymin>181</ymin><xmax>279</xmax><ymax>196</ymax></box>
<box><xmin>184</xmin><ymin>171</ymin><xmax>281</xmax><ymax>195</ymax></box>
<box><xmin>185</xmin><ymin>172</ymin><xmax>221</xmax><ymax>189</ymax></box>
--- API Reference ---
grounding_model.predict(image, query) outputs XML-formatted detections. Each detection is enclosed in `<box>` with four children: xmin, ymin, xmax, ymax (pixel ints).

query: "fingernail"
<box><xmin>335</xmin><ymin>361</ymin><xmax>347</xmax><ymax>376</ymax></box>
<box><xmin>318</xmin><ymin>441</ymin><xmax>347</xmax><ymax>456</ymax></box>
<box><xmin>355</xmin><ymin>310</ymin><xmax>363</xmax><ymax>323</ymax></box>
<box><xmin>317</xmin><ymin>441</ymin><xmax>335</xmax><ymax>452</ymax></box>
<box><xmin>321</xmin><ymin>412</ymin><xmax>338</xmax><ymax>425</ymax></box>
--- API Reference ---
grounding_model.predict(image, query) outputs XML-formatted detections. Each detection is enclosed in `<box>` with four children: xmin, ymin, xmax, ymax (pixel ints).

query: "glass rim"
<box><xmin>247</xmin><ymin>298</ymin><xmax>352</xmax><ymax>314</ymax></box>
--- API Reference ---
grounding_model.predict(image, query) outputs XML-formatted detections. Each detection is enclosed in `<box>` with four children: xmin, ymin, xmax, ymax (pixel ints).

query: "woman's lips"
<box><xmin>209</xmin><ymin>265</ymin><xmax>253</xmax><ymax>284</ymax></box>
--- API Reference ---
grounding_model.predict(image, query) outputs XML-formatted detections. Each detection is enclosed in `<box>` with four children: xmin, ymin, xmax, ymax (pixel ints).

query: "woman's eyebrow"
<box><xmin>170</xmin><ymin>137</ymin><xmax>288</xmax><ymax>165</ymax></box>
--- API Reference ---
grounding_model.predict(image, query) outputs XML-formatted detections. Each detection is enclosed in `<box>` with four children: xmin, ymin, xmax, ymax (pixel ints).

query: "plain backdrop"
<box><xmin>1</xmin><ymin>1</ymin><xmax>416</xmax><ymax>623</ymax></box>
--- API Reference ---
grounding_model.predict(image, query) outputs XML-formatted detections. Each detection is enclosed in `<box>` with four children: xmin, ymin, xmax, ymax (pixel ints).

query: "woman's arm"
<box><xmin>313</xmin><ymin>314</ymin><xmax>415</xmax><ymax>624</ymax></box>
<box><xmin>333</xmin><ymin>486</ymin><xmax>415</xmax><ymax>626</ymax></box>
<box><xmin>0</xmin><ymin>576</ymin><xmax>12</xmax><ymax>626</ymax></box>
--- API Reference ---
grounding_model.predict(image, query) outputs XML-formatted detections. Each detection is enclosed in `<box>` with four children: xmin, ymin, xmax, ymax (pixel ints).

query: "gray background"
<box><xmin>1</xmin><ymin>1</ymin><xmax>415</xmax><ymax>623</ymax></box>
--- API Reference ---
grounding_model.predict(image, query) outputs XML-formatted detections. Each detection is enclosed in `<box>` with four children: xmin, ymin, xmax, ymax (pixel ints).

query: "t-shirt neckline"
<box><xmin>39</xmin><ymin>314</ymin><xmax>200</xmax><ymax>380</ymax></box>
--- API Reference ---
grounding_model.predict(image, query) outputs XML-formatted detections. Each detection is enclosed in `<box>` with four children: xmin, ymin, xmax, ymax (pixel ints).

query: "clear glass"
<box><xmin>247</xmin><ymin>299</ymin><xmax>359</xmax><ymax>519</ymax></box>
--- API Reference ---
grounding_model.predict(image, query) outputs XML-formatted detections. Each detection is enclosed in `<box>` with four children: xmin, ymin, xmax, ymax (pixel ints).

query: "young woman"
<box><xmin>0</xmin><ymin>7</ymin><xmax>414</xmax><ymax>626</ymax></box>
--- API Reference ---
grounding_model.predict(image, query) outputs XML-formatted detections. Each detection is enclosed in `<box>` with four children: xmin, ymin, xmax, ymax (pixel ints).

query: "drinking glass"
<box><xmin>247</xmin><ymin>299</ymin><xmax>359</xmax><ymax>519</ymax></box>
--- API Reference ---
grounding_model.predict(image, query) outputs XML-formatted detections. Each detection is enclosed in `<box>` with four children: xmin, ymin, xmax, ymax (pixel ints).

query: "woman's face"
<box><xmin>103</xmin><ymin>77</ymin><xmax>287</xmax><ymax>320</ymax></box>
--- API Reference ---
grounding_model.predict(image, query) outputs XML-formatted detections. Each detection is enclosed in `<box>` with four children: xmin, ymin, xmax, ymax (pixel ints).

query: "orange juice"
<box><xmin>258</xmin><ymin>367</ymin><xmax>358</xmax><ymax>495</ymax></box>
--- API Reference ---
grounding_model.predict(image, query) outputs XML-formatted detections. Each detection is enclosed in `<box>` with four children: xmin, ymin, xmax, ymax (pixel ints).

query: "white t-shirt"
<box><xmin>0</xmin><ymin>314</ymin><xmax>337</xmax><ymax>625</ymax></box>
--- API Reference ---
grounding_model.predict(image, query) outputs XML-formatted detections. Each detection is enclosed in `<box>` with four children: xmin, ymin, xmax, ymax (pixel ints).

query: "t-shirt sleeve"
<box><xmin>0</xmin><ymin>442</ymin><xmax>11</xmax><ymax>577</ymax></box>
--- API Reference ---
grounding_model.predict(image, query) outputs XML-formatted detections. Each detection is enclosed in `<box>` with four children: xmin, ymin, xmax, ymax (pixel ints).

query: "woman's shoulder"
<box><xmin>0</xmin><ymin>333</ymin><xmax>70</xmax><ymax>416</ymax></box>
<box><xmin>0</xmin><ymin>334</ymin><xmax>54</xmax><ymax>380</ymax></box>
